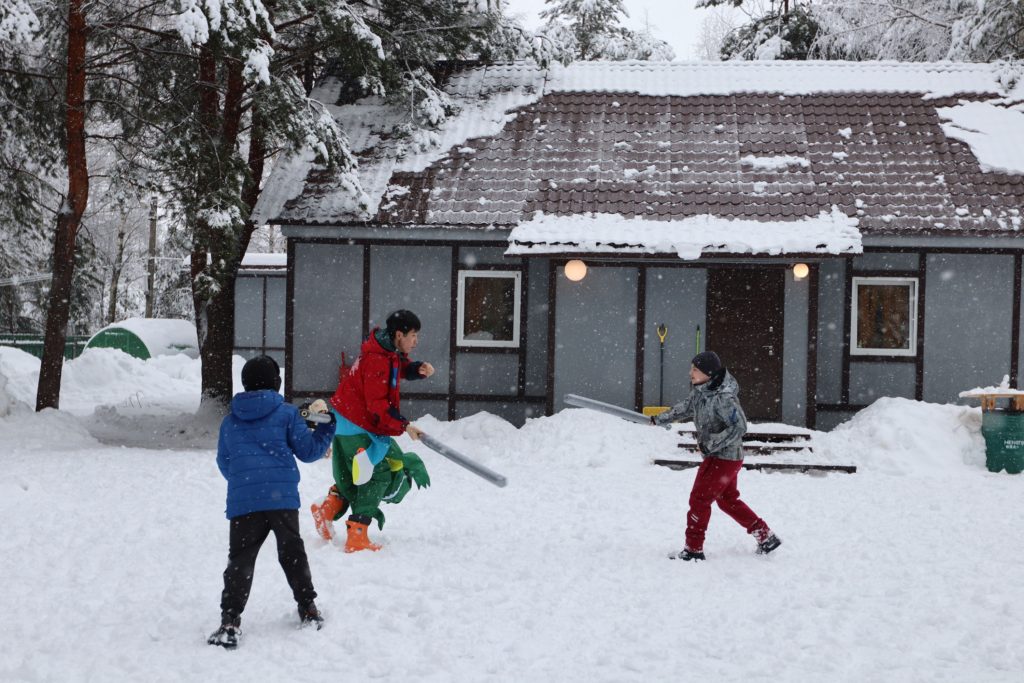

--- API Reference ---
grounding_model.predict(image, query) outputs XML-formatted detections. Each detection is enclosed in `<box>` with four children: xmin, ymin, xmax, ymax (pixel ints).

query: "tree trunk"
<box><xmin>107</xmin><ymin>221</ymin><xmax>127</xmax><ymax>324</ymax></box>
<box><xmin>36</xmin><ymin>0</ymin><xmax>89</xmax><ymax>411</ymax></box>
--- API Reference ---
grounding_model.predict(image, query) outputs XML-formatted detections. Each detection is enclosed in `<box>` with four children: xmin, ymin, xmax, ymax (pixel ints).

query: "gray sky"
<box><xmin>504</xmin><ymin>0</ymin><xmax>712</xmax><ymax>60</ymax></box>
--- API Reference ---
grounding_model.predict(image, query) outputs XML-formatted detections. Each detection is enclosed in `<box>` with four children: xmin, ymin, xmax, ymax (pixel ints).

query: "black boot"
<box><xmin>669</xmin><ymin>548</ymin><xmax>706</xmax><ymax>561</ymax></box>
<box><xmin>298</xmin><ymin>601</ymin><xmax>324</xmax><ymax>630</ymax></box>
<box><xmin>208</xmin><ymin>618</ymin><xmax>241</xmax><ymax>649</ymax></box>
<box><xmin>756</xmin><ymin>534</ymin><xmax>782</xmax><ymax>555</ymax></box>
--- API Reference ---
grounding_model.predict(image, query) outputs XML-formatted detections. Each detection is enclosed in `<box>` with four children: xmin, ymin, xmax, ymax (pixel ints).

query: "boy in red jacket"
<box><xmin>310</xmin><ymin>310</ymin><xmax>434</xmax><ymax>552</ymax></box>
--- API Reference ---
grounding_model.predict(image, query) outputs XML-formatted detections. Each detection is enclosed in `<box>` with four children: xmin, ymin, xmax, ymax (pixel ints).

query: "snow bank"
<box><xmin>937</xmin><ymin>100</ymin><xmax>1024</xmax><ymax>175</ymax></box>
<box><xmin>0</xmin><ymin>346</ymin><xmax>41</xmax><ymax>409</ymax></box>
<box><xmin>2</xmin><ymin>355</ymin><xmax>1023</xmax><ymax>680</ymax></box>
<box><xmin>0</xmin><ymin>346</ymin><xmax>256</xmax><ymax>420</ymax></box>
<box><xmin>820</xmin><ymin>397</ymin><xmax>985</xmax><ymax>475</ymax></box>
<box><xmin>0</xmin><ymin>368</ymin><xmax>27</xmax><ymax>417</ymax></box>
<box><xmin>506</xmin><ymin>207</ymin><xmax>862</xmax><ymax>258</ymax></box>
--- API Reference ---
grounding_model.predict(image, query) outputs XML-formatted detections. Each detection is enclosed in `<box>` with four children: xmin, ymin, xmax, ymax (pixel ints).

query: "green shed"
<box><xmin>85</xmin><ymin>318</ymin><xmax>198</xmax><ymax>360</ymax></box>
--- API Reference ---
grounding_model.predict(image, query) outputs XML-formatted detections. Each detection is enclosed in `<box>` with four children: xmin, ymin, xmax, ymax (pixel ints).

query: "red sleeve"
<box><xmin>361</xmin><ymin>354</ymin><xmax>406</xmax><ymax>436</ymax></box>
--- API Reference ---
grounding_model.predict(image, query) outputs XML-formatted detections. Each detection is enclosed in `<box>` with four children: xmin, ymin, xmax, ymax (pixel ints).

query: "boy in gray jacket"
<box><xmin>653</xmin><ymin>351</ymin><xmax>781</xmax><ymax>561</ymax></box>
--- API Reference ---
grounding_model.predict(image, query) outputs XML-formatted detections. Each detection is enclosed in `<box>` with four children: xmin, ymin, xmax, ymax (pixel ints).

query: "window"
<box><xmin>456</xmin><ymin>270</ymin><xmax>522</xmax><ymax>348</ymax></box>
<box><xmin>850</xmin><ymin>277</ymin><xmax>918</xmax><ymax>356</ymax></box>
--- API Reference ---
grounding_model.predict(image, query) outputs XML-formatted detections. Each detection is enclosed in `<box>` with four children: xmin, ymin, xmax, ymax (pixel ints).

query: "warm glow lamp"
<box><xmin>564</xmin><ymin>259</ymin><xmax>587</xmax><ymax>282</ymax></box>
<box><xmin>793</xmin><ymin>263</ymin><xmax>809</xmax><ymax>280</ymax></box>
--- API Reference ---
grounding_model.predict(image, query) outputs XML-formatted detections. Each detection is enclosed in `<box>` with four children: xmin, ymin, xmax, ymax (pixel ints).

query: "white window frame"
<box><xmin>456</xmin><ymin>270</ymin><xmax>522</xmax><ymax>348</ymax></box>
<box><xmin>850</xmin><ymin>276</ymin><xmax>919</xmax><ymax>357</ymax></box>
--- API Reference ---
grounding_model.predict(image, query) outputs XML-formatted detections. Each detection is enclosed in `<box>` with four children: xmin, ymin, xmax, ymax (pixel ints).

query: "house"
<box><xmin>233</xmin><ymin>253</ymin><xmax>286</xmax><ymax>364</ymax></box>
<box><xmin>253</xmin><ymin>61</ymin><xmax>1024</xmax><ymax>429</ymax></box>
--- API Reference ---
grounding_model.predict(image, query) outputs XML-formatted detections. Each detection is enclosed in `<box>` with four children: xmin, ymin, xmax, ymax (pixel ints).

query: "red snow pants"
<box><xmin>685</xmin><ymin>456</ymin><xmax>768</xmax><ymax>553</ymax></box>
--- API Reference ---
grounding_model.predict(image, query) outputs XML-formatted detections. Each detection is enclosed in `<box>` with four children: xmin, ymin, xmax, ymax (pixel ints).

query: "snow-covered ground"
<box><xmin>1</xmin><ymin>347</ymin><xmax>1022</xmax><ymax>681</ymax></box>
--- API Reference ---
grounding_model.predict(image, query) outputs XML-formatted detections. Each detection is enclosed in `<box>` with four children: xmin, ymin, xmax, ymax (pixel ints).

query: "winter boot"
<box><xmin>207</xmin><ymin>614</ymin><xmax>241</xmax><ymax>649</ymax></box>
<box><xmin>298</xmin><ymin>601</ymin><xmax>324</xmax><ymax>630</ymax></box>
<box><xmin>756</xmin><ymin>534</ymin><xmax>782</xmax><ymax>555</ymax></box>
<box><xmin>344</xmin><ymin>514</ymin><xmax>381</xmax><ymax>553</ymax></box>
<box><xmin>310</xmin><ymin>486</ymin><xmax>348</xmax><ymax>541</ymax></box>
<box><xmin>669</xmin><ymin>548</ymin><xmax>706</xmax><ymax>561</ymax></box>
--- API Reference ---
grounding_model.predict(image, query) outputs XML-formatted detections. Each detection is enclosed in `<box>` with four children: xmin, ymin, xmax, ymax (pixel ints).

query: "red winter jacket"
<box><xmin>329</xmin><ymin>329</ymin><xmax>424</xmax><ymax>437</ymax></box>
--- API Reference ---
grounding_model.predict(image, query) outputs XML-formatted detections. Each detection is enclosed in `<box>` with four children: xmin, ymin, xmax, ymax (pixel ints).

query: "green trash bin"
<box><xmin>981</xmin><ymin>410</ymin><xmax>1024</xmax><ymax>474</ymax></box>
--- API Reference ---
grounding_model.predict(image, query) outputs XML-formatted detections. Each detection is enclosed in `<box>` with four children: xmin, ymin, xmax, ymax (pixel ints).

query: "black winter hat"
<box><xmin>691</xmin><ymin>351</ymin><xmax>722</xmax><ymax>377</ymax></box>
<box><xmin>241</xmin><ymin>355</ymin><xmax>281</xmax><ymax>392</ymax></box>
<box><xmin>385</xmin><ymin>309</ymin><xmax>421</xmax><ymax>337</ymax></box>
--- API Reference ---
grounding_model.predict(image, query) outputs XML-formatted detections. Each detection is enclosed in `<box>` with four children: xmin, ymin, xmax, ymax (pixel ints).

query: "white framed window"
<box><xmin>850</xmin><ymin>277</ymin><xmax>919</xmax><ymax>357</ymax></box>
<box><xmin>456</xmin><ymin>270</ymin><xmax>522</xmax><ymax>348</ymax></box>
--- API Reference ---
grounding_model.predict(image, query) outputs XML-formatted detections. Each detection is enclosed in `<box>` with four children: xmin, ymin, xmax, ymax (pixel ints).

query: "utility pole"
<box><xmin>145</xmin><ymin>196</ymin><xmax>157</xmax><ymax>318</ymax></box>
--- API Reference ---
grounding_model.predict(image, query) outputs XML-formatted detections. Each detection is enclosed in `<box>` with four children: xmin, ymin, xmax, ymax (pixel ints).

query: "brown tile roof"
<box><xmin>365</xmin><ymin>91</ymin><xmax>1023</xmax><ymax>234</ymax></box>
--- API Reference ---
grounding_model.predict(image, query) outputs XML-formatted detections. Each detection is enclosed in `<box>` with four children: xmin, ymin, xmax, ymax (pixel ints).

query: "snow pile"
<box><xmin>62</xmin><ymin>347</ymin><xmax>202</xmax><ymax>410</ymax></box>
<box><xmin>0</xmin><ymin>367</ymin><xmax>28</xmax><ymax>417</ymax></box>
<box><xmin>0</xmin><ymin>346</ymin><xmax>40</xmax><ymax>409</ymax></box>
<box><xmin>507</xmin><ymin>207</ymin><xmax>862</xmax><ymax>258</ymax></box>
<box><xmin>820</xmin><ymin>397</ymin><xmax>985</xmax><ymax>475</ymax></box>
<box><xmin>0</xmin><ymin>345</ymin><xmax>254</xmax><ymax>421</ymax></box>
<box><xmin>937</xmin><ymin>100</ymin><xmax>1024</xmax><ymax>175</ymax></box>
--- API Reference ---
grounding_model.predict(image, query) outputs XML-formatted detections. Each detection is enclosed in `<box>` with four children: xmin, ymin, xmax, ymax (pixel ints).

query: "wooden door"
<box><xmin>706</xmin><ymin>268</ymin><xmax>785</xmax><ymax>421</ymax></box>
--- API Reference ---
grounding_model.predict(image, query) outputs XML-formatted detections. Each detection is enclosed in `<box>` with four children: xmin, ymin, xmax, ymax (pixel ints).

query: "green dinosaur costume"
<box><xmin>330</xmin><ymin>433</ymin><xmax>430</xmax><ymax>529</ymax></box>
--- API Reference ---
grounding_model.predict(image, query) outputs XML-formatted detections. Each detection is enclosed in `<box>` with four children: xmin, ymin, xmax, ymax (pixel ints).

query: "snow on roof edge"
<box><xmin>505</xmin><ymin>207</ymin><xmax>862</xmax><ymax>259</ymax></box>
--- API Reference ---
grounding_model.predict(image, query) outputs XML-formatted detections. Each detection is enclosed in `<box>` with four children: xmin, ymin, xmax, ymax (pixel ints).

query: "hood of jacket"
<box><xmin>231</xmin><ymin>389</ymin><xmax>284</xmax><ymax>421</ymax></box>
<box><xmin>696</xmin><ymin>368</ymin><xmax>739</xmax><ymax>398</ymax></box>
<box><xmin>362</xmin><ymin>327</ymin><xmax>407</xmax><ymax>361</ymax></box>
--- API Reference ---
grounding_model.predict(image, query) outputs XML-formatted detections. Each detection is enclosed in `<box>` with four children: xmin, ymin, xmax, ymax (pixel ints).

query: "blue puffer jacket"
<box><xmin>217</xmin><ymin>391</ymin><xmax>334</xmax><ymax>519</ymax></box>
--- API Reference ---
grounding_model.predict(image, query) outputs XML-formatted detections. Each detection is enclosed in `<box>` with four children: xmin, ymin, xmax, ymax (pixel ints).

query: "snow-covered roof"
<box><xmin>256</xmin><ymin>60</ymin><xmax>1024</xmax><ymax>258</ymax></box>
<box><xmin>239</xmin><ymin>253</ymin><xmax>286</xmax><ymax>269</ymax></box>
<box><xmin>88</xmin><ymin>318</ymin><xmax>198</xmax><ymax>358</ymax></box>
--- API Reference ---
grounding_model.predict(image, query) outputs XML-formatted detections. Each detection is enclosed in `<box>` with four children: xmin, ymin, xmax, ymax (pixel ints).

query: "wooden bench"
<box><xmin>653</xmin><ymin>425</ymin><xmax>857</xmax><ymax>474</ymax></box>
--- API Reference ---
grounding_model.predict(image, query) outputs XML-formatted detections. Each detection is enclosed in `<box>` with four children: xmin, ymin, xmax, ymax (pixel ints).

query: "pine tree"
<box><xmin>137</xmin><ymin>0</ymin><xmax>537</xmax><ymax>410</ymax></box>
<box><xmin>719</xmin><ymin>5</ymin><xmax>820</xmax><ymax>61</ymax></box>
<box><xmin>0</xmin><ymin>1</ymin><xmax>61</xmax><ymax>334</ymax></box>
<box><xmin>540</xmin><ymin>0</ymin><xmax>675</xmax><ymax>61</ymax></box>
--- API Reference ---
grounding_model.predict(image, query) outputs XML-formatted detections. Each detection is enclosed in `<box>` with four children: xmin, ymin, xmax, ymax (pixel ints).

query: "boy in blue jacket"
<box><xmin>208</xmin><ymin>355</ymin><xmax>336</xmax><ymax>650</ymax></box>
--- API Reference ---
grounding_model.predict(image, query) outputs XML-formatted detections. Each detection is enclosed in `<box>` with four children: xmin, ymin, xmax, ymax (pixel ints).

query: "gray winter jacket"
<box><xmin>653</xmin><ymin>369</ymin><xmax>747</xmax><ymax>461</ymax></box>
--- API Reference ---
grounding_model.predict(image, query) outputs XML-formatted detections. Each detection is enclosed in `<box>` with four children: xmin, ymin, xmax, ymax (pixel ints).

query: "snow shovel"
<box><xmin>656</xmin><ymin>323</ymin><xmax>668</xmax><ymax>406</ymax></box>
<box><xmin>565</xmin><ymin>393</ymin><xmax>665</xmax><ymax>427</ymax></box>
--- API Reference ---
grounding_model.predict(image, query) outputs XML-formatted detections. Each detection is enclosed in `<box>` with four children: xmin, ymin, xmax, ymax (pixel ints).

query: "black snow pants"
<box><xmin>219</xmin><ymin>510</ymin><xmax>317</xmax><ymax>623</ymax></box>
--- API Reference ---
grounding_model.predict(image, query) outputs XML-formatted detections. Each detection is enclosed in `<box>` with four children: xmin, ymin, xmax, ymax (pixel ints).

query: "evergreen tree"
<box><xmin>138</xmin><ymin>0</ymin><xmax>536</xmax><ymax>410</ymax></box>
<box><xmin>540</xmin><ymin>0</ymin><xmax>675</xmax><ymax>61</ymax></box>
<box><xmin>0</xmin><ymin>1</ymin><xmax>61</xmax><ymax>334</ymax></box>
<box><xmin>719</xmin><ymin>5</ymin><xmax>819</xmax><ymax>60</ymax></box>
